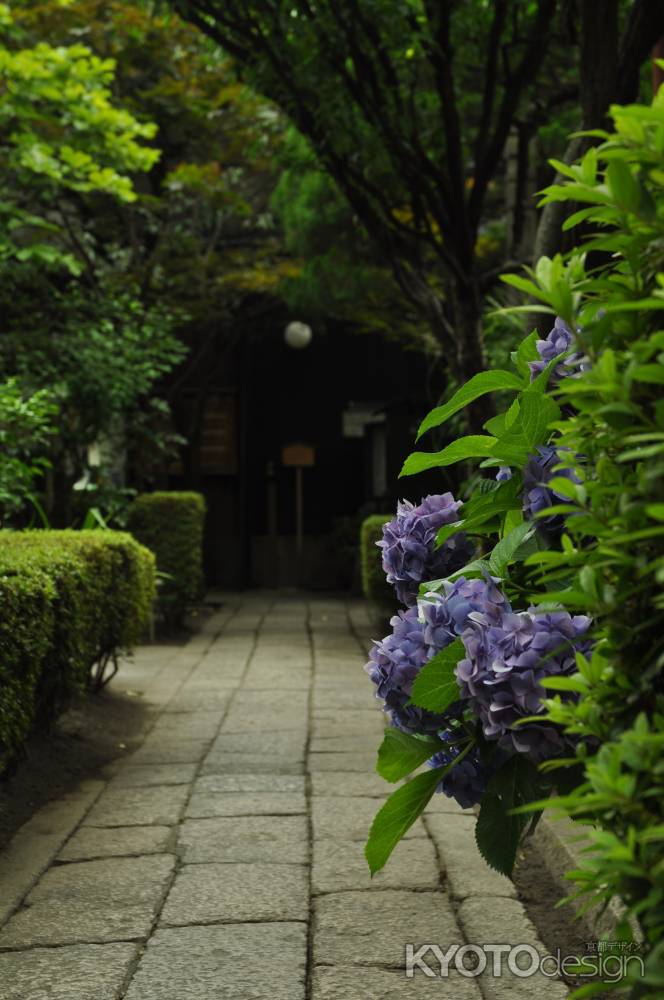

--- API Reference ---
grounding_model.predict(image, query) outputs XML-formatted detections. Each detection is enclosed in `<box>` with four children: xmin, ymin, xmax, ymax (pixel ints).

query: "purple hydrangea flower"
<box><xmin>523</xmin><ymin>445</ymin><xmax>580</xmax><ymax>526</ymax></box>
<box><xmin>364</xmin><ymin>576</ymin><xmax>509</xmax><ymax>733</ymax></box>
<box><xmin>378</xmin><ymin>493</ymin><xmax>475</xmax><ymax>607</ymax></box>
<box><xmin>364</xmin><ymin>606</ymin><xmax>447</xmax><ymax>733</ymax></box>
<box><xmin>457</xmin><ymin>609</ymin><xmax>592</xmax><ymax>761</ymax></box>
<box><xmin>427</xmin><ymin>732</ymin><xmax>498</xmax><ymax>809</ymax></box>
<box><xmin>529</xmin><ymin>317</ymin><xmax>588</xmax><ymax>386</ymax></box>
<box><xmin>419</xmin><ymin>576</ymin><xmax>510</xmax><ymax>651</ymax></box>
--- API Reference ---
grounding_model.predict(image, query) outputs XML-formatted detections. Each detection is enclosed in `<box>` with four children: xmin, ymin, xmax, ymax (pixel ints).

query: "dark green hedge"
<box><xmin>126</xmin><ymin>491</ymin><xmax>206</xmax><ymax>627</ymax></box>
<box><xmin>0</xmin><ymin>530</ymin><xmax>155</xmax><ymax>774</ymax></box>
<box><xmin>360</xmin><ymin>515</ymin><xmax>394</xmax><ymax>614</ymax></box>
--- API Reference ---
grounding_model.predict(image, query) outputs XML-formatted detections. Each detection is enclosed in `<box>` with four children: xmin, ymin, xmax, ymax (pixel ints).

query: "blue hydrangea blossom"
<box><xmin>457</xmin><ymin>609</ymin><xmax>592</xmax><ymax>761</ymax></box>
<box><xmin>528</xmin><ymin>317</ymin><xmax>588</xmax><ymax>386</ymax></box>
<box><xmin>522</xmin><ymin>445</ymin><xmax>580</xmax><ymax>526</ymax></box>
<box><xmin>364</xmin><ymin>577</ymin><xmax>508</xmax><ymax>733</ymax></box>
<box><xmin>378</xmin><ymin>493</ymin><xmax>474</xmax><ymax>607</ymax></box>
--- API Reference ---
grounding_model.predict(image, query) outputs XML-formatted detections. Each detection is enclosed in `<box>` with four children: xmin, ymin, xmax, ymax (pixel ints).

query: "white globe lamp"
<box><xmin>284</xmin><ymin>321</ymin><xmax>312</xmax><ymax>350</ymax></box>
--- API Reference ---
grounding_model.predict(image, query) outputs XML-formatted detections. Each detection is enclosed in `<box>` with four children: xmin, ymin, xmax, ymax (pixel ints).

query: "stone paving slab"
<box><xmin>124</xmin><ymin>923</ymin><xmax>307</xmax><ymax>1000</ymax></box>
<box><xmin>0</xmin><ymin>942</ymin><xmax>140</xmax><ymax>1000</ymax></box>
<box><xmin>160</xmin><ymin>862</ymin><xmax>308</xmax><ymax>924</ymax></box>
<box><xmin>127</xmin><ymin>740</ymin><xmax>211</xmax><ymax>765</ymax></box>
<box><xmin>0</xmin><ymin>780</ymin><xmax>104</xmax><ymax>928</ymax></box>
<box><xmin>312</xmin><ymin>964</ymin><xmax>483</xmax><ymax>999</ymax></box>
<box><xmin>311</xmin><ymin>771</ymin><xmax>389</xmax><ymax>798</ymax></box>
<box><xmin>58</xmin><ymin>825</ymin><xmax>173</xmax><ymax>862</ymax></box>
<box><xmin>149</xmin><ymin>712</ymin><xmax>223</xmax><ymax>740</ymax></box>
<box><xmin>312</xmin><ymin>837</ymin><xmax>439</xmax><ymax>895</ymax></box>
<box><xmin>209</xmin><ymin>730</ymin><xmax>307</xmax><ymax>757</ymax></box>
<box><xmin>178</xmin><ymin>815</ymin><xmax>309</xmax><ymax>864</ymax></box>
<box><xmin>458</xmin><ymin>896</ymin><xmax>569</xmax><ymax>1000</ymax></box>
<box><xmin>84</xmin><ymin>785</ymin><xmax>189</xmax><ymax>828</ymax></box>
<box><xmin>186</xmin><ymin>791</ymin><xmax>306</xmax><ymax>818</ymax></box>
<box><xmin>200</xmin><ymin>753</ymin><xmax>304</xmax><ymax>775</ymax></box>
<box><xmin>107</xmin><ymin>763</ymin><xmax>197</xmax><ymax>787</ymax></box>
<box><xmin>314</xmin><ymin>889</ymin><xmax>463</xmax><ymax>968</ymax></box>
<box><xmin>426</xmin><ymin>814</ymin><xmax>516</xmax><ymax>900</ymax></box>
<box><xmin>193</xmin><ymin>773</ymin><xmax>305</xmax><ymax>794</ymax></box>
<box><xmin>310</xmin><ymin>735</ymin><xmax>379</xmax><ymax>753</ymax></box>
<box><xmin>308</xmin><ymin>752</ymin><xmax>377</xmax><ymax>773</ymax></box>
<box><xmin>0</xmin><ymin>855</ymin><xmax>174</xmax><ymax>948</ymax></box>
<box><xmin>312</xmin><ymin>797</ymin><xmax>426</xmax><ymax>841</ymax></box>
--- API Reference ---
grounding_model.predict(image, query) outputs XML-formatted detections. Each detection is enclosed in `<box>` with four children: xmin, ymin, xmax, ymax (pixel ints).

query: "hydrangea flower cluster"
<box><xmin>457</xmin><ymin>609</ymin><xmax>592</xmax><ymax>761</ymax></box>
<box><xmin>528</xmin><ymin>316</ymin><xmax>588</xmax><ymax>385</ymax></box>
<box><xmin>378</xmin><ymin>493</ymin><xmax>474</xmax><ymax>607</ymax></box>
<box><xmin>364</xmin><ymin>577</ymin><xmax>506</xmax><ymax>734</ymax></box>
<box><xmin>522</xmin><ymin>445</ymin><xmax>580</xmax><ymax>527</ymax></box>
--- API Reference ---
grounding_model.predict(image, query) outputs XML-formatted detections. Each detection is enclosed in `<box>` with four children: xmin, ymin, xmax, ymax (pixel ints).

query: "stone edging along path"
<box><xmin>0</xmin><ymin>593</ymin><xmax>568</xmax><ymax>999</ymax></box>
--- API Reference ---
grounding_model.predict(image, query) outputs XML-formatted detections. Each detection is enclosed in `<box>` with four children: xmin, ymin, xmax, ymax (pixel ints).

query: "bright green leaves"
<box><xmin>415</xmin><ymin>371</ymin><xmax>524</xmax><ymax>441</ymax></box>
<box><xmin>0</xmin><ymin>20</ymin><xmax>159</xmax><ymax>270</ymax></box>
<box><xmin>376</xmin><ymin>729</ymin><xmax>441</xmax><ymax>782</ymax></box>
<box><xmin>501</xmin><ymin>255</ymin><xmax>578</xmax><ymax>326</ymax></box>
<box><xmin>402</xmin><ymin>386</ymin><xmax>560</xmax><ymax>478</ymax></box>
<box><xmin>488</xmin><ymin>522</ymin><xmax>534</xmax><ymax>578</ymax></box>
<box><xmin>365</xmin><ymin>767</ymin><xmax>445</xmax><ymax>875</ymax></box>
<box><xmin>409</xmin><ymin>638</ymin><xmax>464</xmax><ymax>713</ymax></box>
<box><xmin>400</xmin><ymin>436</ymin><xmax>497</xmax><ymax>477</ymax></box>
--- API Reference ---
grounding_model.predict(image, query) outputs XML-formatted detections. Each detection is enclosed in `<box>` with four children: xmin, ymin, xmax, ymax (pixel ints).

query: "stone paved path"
<box><xmin>0</xmin><ymin>594</ymin><xmax>567</xmax><ymax>999</ymax></box>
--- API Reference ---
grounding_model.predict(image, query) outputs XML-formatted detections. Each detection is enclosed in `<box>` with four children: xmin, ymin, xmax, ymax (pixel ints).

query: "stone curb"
<box><xmin>533</xmin><ymin>812</ymin><xmax>637</xmax><ymax>940</ymax></box>
<box><xmin>0</xmin><ymin>779</ymin><xmax>105</xmax><ymax>928</ymax></box>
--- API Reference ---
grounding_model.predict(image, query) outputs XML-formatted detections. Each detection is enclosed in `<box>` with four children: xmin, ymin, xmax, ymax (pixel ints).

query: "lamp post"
<box><xmin>283</xmin><ymin>321</ymin><xmax>313</xmax><ymax>585</ymax></box>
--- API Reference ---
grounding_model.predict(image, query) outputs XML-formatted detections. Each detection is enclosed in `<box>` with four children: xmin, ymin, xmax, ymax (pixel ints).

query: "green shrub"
<box><xmin>126</xmin><ymin>491</ymin><xmax>206</xmax><ymax>627</ymax></box>
<box><xmin>0</xmin><ymin>529</ymin><xmax>155</xmax><ymax>773</ymax></box>
<box><xmin>360</xmin><ymin>515</ymin><xmax>393</xmax><ymax>614</ymax></box>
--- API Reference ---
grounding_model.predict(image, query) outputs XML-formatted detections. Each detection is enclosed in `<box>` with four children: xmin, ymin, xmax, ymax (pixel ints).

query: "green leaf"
<box><xmin>376</xmin><ymin>729</ymin><xmax>441</xmax><ymax>783</ymax></box>
<box><xmin>520</xmin><ymin>391</ymin><xmax>560</xmax><ymax>447</ymax></box>
<box><xmin>512</xmin><ymin>331</ymin><xmax>539</xmax><ymax>378</ymax></box>
<box><xmin>365</xmin><ymin>767</ymin><xmax>445</xmax><ymax>875</ymax></box>
<box><xmin>435</xmin><ymin>478</ymin><xmax>522</xmax><ymax>547</ymax></box>
<box><xmin>488</xmin><ymin>522</ymin><xmax>534</xmax><ymax>577</ymax></box>
<box><xmin>416</xmin><ymin>371</ymin><xmax>523</xmax><ymax>440</ymax></box>
<box><xmin>409</xmin><ymin>637</ymin><xmax>465</xmax><ymax>712</ymax></box>
<box><xmin>606</xmin><ymin>160</ymin><xmax>640</xmax><ymax>212</ymax></box>
<box><xmin>475</xmin><ymin>757</ymin><xmax>549</xmax><ymax>876</ymax></box>
<box><xmin>400</xmin><ymin>436</ymin><xmax>497</xmax><ymax>477</ymax></box>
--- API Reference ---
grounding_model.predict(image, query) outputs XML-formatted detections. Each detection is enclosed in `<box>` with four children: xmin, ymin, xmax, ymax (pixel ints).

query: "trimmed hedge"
<box><xmin>0</xmin><ymin>530</ymin><xmax>155</xmax><ymax>773</ymax></box>
<box><xmin>126</xmin><ymin>491</ymin><xmax>206</xmax><ymax>627</ymax></box>
<box><xmin>360</xmin><ymin>515</ymin><xmax>394</xmax><ymax>615</ymax></box>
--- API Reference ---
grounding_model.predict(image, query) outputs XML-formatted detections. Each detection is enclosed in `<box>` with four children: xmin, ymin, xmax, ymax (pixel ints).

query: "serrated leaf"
<box><xmin>376</xmin><ymin>729</ymin><xmax>441</xmax><ymax>783</ymax></box>
<box><xmin>435</xmin><ymin>478</ymin><xmax>522</xmax><ymax>547</ymax></box>
<box><xmin>519</xmin><ymin>391</ymin><xmax>560</xmax><ymax>448</ymax></box>
<box><xmin>400</xmin><ymin>436</ymin><xmax>497</xmax><ymax>477</ymax></box>
<box><xmin>365</xmin><ymin>767</ymin><xmax>446</xmax><ymax>875</ymax></box>
<box><xmin>488</xmin><ymin>522</ymin><xmax>534</xmax><ymax>577</ymax></box>
<box><xmin>513</xmin><ymin>331</ymin><xmax>539</xmax><ymax>377</ymax></box>
<box><xmin>409</xmin><ymin>638</ymin><xmax>465</xmax><ymax>712</ymax></box>
<box><xmin>416</xmin><ymin>372</ymin><xmax>523</xmax><ymax>440</ymax></box>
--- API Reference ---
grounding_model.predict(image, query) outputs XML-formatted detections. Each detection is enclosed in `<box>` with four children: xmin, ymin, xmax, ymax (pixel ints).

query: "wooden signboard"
<box><xmin>282</xmin><ymin>443</ymin><xmax>315</xmax><ymax>467</ymax></box>
<box><xmin>200</xmin><ymin>393</ymin><xmax>237</xmax><ymax>473</ymax></box>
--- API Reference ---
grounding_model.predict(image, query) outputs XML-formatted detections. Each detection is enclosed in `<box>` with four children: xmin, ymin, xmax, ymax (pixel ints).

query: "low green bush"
<box><xmin>126</xmin><ymin>491</ymin><xmax>206</xmax><ymax>627</ymax></box>
<box><xmin>360</xmin><ymin>515</ymin><xmax>393</xmax><ymax>616</ymax></box>
<box><xmin>0</xmin><ymin>530</ymin><xmax>155</xmax><ymax>773</ymax></box>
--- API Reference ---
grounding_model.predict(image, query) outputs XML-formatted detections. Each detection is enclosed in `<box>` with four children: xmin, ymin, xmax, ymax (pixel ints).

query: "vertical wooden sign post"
<box><xmin>282</xmin><ymin>443</ymin><xmax>315</xmax><ymax>585</ymax></box>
